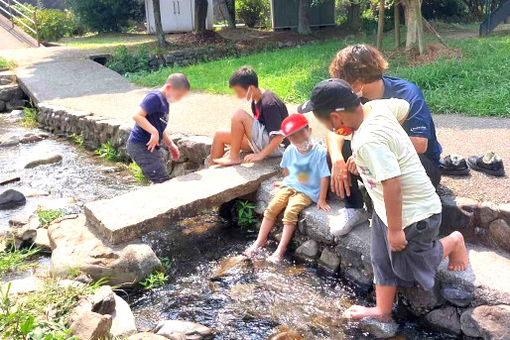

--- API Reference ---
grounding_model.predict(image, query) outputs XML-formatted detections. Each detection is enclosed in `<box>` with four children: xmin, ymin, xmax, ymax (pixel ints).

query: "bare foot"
<box><xmin>343</xmin><ymin>305</ymin><xmax>389</xmax><ymax>321</ymax></box>
<box><xmin>214</xmin><ymin>155</ymin><xmax>241</xmax><ymax>167</ymax></box>
<box><xmin>267</xmin><ymin>251</ymin><xmax>284</xmax><ymax>264</ymax></box>
<box><xmin>244</xmin><ymin>241</ymin><xmax>265</xmax><ymax>257</ymax></box>
<box><xmin>448</xmin><ymin>231</ymin><xmax>469</xmax><ymax>271</ymax></box>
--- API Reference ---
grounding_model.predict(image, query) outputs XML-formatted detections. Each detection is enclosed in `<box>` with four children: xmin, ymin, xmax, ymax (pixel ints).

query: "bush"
<box><xmin>65</xmin><ymin>0</ymin><xmax>144</xmax><ymax>32</ymax></box>
<box><xmin>236</xmin><ymin>0</ymin><xmax>270</xmax><ymax>28</ymax></box>
<box><xmin>106</xmin><ymin>45</ymin><xmax>150</xmax><ymax>75</ymax></box>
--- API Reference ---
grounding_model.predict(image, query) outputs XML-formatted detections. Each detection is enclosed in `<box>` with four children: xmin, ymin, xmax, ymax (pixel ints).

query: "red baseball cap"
<box><xmin>281</xmin><ymin>114</ymin><xmax>309</xmax><ymax>137</ymax></box>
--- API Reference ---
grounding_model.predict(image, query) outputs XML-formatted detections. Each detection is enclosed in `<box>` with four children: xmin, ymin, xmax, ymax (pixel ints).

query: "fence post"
<box><xmin>7</xmin><ymin>0</ymin><xmax>14</xmax><ymax>28</ymax></box>
<box><xmin>33</xmin><ymin>8</ymin><xmax>40</xmax><ymax>46</ymax></box>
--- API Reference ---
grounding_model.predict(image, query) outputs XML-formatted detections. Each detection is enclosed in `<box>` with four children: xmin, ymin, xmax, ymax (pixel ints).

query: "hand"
<box><xmin>346</xmin><ymin>156</ymin><xmax>359</xmax><ymax>176</ymax></box>
<box><xmin>146</xmin><ymin>131</ymin><xmax>159</xmax><ymax>152</ymax></box>
<box><xmin>169</xmin><ymin>144</ymin><xmax>180</xmax><ymax>162</ymax></box>
<box><xmin>331</xmin><ymin>159</ymin><xmax>351</xmax><ymax>199</ymax></box>
<box><xmin>244</xmin><ymin>152</ymin><xmax>265</xmax><ymax>163</ymax></box>
<box><xmin>317</xmin><ymin>199</ymin><xmax>331</xmax><ymax>212</ymax></box>
<box><xmin>387</xmin><ymin>229</ymin><xmax>408</xmax><ymax>252</ymax></box>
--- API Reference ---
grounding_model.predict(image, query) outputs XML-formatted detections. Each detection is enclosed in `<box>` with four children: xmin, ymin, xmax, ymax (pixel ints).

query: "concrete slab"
<box><xmin>84</xmin><ymin>159</ymin><xmax>281</xmax><ymax>244</ymax></box>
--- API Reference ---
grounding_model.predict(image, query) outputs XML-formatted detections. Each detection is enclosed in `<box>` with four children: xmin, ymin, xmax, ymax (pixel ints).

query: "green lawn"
<box><xmin>59</xmin><ymin>32</ymin><xmax>156</xmax><ymax>52</ymax></box>
<box><xmin>128</xmin><ymin>34</ymin><xmax>510</xmax><ymax>117</ymax></box>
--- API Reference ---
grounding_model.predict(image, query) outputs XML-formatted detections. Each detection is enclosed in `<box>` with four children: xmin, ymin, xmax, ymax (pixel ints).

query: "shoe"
<box><xmin>330</xmin><ymin>208</ymin><xmax>369</xmax><ymax>237</ymax></box>
<box><xmin>439</xmin><ymin>154</ymin><xmax>470</xmax><ymax>176</ymax></box>
<box><xmin>466</xmin><ymin>151</ymin><xmax>505</xmax><ymax>177</ymax></box>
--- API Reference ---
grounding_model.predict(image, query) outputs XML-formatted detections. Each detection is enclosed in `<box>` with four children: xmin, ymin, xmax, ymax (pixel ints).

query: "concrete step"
<box><xmin>85</xmin><ymin>159</ymin><xmax>281</xmax><ymax>244</ymax></box>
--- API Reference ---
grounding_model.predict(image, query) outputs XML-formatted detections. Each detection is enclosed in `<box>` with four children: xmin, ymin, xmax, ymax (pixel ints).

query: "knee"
<box><xmin>213</xmin><ymin>129</ymin><xmax>228</xmax><ymax>142</ymax></box>
<box><xmin>232</xmin><ymin>109</ymin><xmax>249</xmax><ymax>122</ymax></box>
<box><xmin>282</xmin><ymin>208</ymin><xmax>299</xmax><ymax>226</ymax></box>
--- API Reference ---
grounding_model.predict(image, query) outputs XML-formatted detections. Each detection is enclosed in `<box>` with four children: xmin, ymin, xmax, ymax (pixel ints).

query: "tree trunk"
<box><xmin>377</xmin><ymin>0</ymin><xmax>385</xmax><ymax>50</ymax></box>
<box><xmin>153</xmin><ymin>0</ymin><xmax>168</xmax><ymax>48</ymax></box>
<box><xmin>347</xmin><ymin>1</ymin><xmax>361</xmax><ymax>32</ymax></box>
<box><xmin>194</xmin><ymin>0</ymin><xmax>208</xmax><ymax>32</ymax></box>
<box><xmin>225</xmin><ymin>0</ymin><xmax>236</xmax><ymax>28</ymax></box>
<box><xmin>298</xmin><ymin>0</ymin><xmax>311</xmax><ymax>35</ymax></box>
<box><xmin>402</xmin><ymin>0</ymin><xmax>424</xmax><ymax>54</ymax></box>
<box><xmin>394</xmin><ymin>1</ymin><xmax>400</xmax><ymax>48</ymax></box>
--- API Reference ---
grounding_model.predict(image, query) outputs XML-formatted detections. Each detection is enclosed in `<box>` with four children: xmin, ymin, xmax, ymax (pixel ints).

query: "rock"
<box><xmin>461</xmin><ymin>305</ymin><xmax>510</xmax><ymax>339</ymax></box>
<box><xmin>154</xmin><ymin>320</ymin><xmax>213</xmax><ymax>339</ymax></box>
<box><xmin>90</xmin><ymin>285</ymin><xmax>116</xmax><ymax>315</ymax></box>
<box><xmin>499</xmin><ymin>203</ymin><xmax>510</xmax><ymax>222</ymax></box>
<box><xmin>68</xmin><ymin>298</ymin><xmax>93</xmax><ymax>325</ymax></box>
<box><xmin>440</xmin><ymin>195</ymin><xmax>477</xmax><ymax>237</ymax></box>
<box><xmin>128</xmin><ymin>332</ymin><xmax>168</xmax><ymax>340</ymax></box>
<box><xmin>20</xmin><ymin>133</ymin><xmax>47</xmax><ymax>144</ymax></box>
<box><xmin>210</xmin><ymin>255</ymin><xmax>250</xmax><ymax>280</ymax></box>
<box><xmin>0</xmin><ymin>189</ymin><xmax>26</xmax><ymax>210</ymax></box>
<box><xmin>0</xmin><ymin>134</ymin><xmax>20</xmax><ymax>147</ymax></box>
<box><xmin>8</xmin><ymin>214</ymin><xmax>30</xmax><ymax>227</ymax></box>
<box><xmin>488</xmin><ymin>219</ymin><xmax>510</xmax><ymax>252</ymax></box>
<box><xmin>440</xmin><ymin>287</ymin><xmax>474</xmax><ymax>307</ymax></box>
<box><xmin>34</xmin><ymin>228</ymin><xmax>51</xmax><ymax>253</ymax></box>
<box><xmin>70</xmin><ymin>311</ymin><xmax>112</xmax><ymax>340</ymax></box>
<box><xmin>110</xmin><ymin>294</ymin><xmax>137</xmax><ymax>337</ymax></box>
<box><xmin>48</xmin><ymin>215</ymin><xmax>162</xmax><ymax>287</ymax></box>
<box><xmin>2</xmin><ymin>276</ymin><xmax>44</xmax><ymax>295</ymax></box>
<box><xmin>318</xmin><ymin>248</ymin><xmax>340</xmax><ymax>272</ymax></box>
<box><xmin>359</xmin><ymin>317</ymin><xmax>399</xmax><ymax>338</ymax></box>
<box><xmin>267</xmin><ymin>330</ymin><xmax>303</xmax><ymax>339</ymax></box>
<box><xmin>478</xmin><ymin>202</ymin><xmax>500</xmax><ymax>227</ymax></box>
<box><xmin>425</xmin><ymin>306</ymin><xmax>461</xmax><ymax>335</ymax></box>
<box><xmin>0</xmin><ymin>84</ymin><xmax>22</xmax><ymax>101</ymax></box>
<box><xmin>177</xmin><ymin>136</ymin><xmax>213</xmax><ymax>164</ymax></box>
<box><xmin>400</xmin><ymin>285</ymin><xmax>444</xmax><ymax>316</ymax></box>
<box><xmin>6</xmin><ymin>99</ymin><xmax>25</xmax><ymax>111</ymax></box>
<box><xmin>295</xmin><ymin>240</ymin><xmax>319</xmax><ymax>261</ymax></box>
<box><xmin>0</xmin><ymin>175</ymin><xmax>20</xmax><ymax>185</ymax></box>
<box><xmin>24</xmin><ymin>154</ymin><xmax>62</xmax><ymax>168</ymax></box>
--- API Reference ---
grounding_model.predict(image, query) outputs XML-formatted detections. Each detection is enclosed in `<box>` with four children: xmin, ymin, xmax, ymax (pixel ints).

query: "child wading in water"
<box><xmin>300</xmin><ymin>79</ymin><xmax>469</xmax><ymax>321</ymax></box>
<box><xmin>245</xmin><ymin>114</ymin><xmax>331</xmax><ymax>262</ymax></box>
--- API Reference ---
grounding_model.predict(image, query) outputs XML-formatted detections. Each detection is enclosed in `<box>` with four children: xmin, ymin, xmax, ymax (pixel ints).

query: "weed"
<box><xmin>95</xmin><ymin>141</ymin><xmax>119</xmax><ymax>162</ymax></box>
<box><xmin>0</xmin><ymin>57</ymin><xmax>15</xmax><ymax>69</ymax></box>
<box><xmin>139</xmin><ymin>271</ymin><xmax>168</xmax><ymax>290</ymax></box>
<box><xmin>237</xmin><ymin>200</ymin><xmax>258</xmax><ymax>231</ymax></box>
<box><xmin>129</xmin><ymin>162</ymin><xmax>149</xmax><ymax>184</ymax></box>
<box><xmin>69</xmin><ymin>133</ymin><xmax>84</xmax><ymax>147</ymax></box>
<box><xmin>0</xmin><ymin>245</ymin><xmax>40</xmax><ymax>275</ymax></box>
<box><xmin>159</xmin><ymin>256</ymin><xmax>171</xmax><ymax>270</ymax></box>
<box><xmin>21</xmin><ymin>102</ymin><xmax>38</xmax><ymax>129</ymax></box>
<box><xmin>37</xmin><ymin>208</ymin><xmax>64</xmax><ymax>227</ymax></box>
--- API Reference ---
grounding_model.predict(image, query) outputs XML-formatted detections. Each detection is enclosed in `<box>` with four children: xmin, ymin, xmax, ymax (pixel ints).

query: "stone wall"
<box><xmin>0</xmin><ymin>71</ymin><xmax>26</xmax><ymax>113</ymax></box>
<box><xmin>255</xmin><ymin>177</ymin><xmax>510</xmax><ymax>338</ymax></box>
<box><xmin>36</xmin><ymin>103</ymin><xmax>212</xmax><ymax>178</ymax></box>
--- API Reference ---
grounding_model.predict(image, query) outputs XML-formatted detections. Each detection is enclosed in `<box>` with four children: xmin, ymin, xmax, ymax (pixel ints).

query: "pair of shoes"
<box><xmin>440</xmin><ymin>152</ymin><xmax>505</xmax><ymax>177</ymax></box>
<box><xmin>440</xmin><ymin>154</ymin><xmax>470</xmax><ymax>176</ymax></box>
<box><xmin>330</xmin><ymin>208</ymin><xmax>369</xmax><ymax>237</ymax></box>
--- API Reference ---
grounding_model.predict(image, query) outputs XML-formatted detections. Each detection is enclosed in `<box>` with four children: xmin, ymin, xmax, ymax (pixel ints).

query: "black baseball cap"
<box><xmin>297</xmin><ymin>78</ymin><xmax>361</xmax><ymax>114</ymax></box>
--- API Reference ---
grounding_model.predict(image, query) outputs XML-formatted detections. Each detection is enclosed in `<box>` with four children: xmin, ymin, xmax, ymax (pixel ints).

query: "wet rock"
<box><xmin>210</xmin><ymin>255</ymin><xmax>249</xmax><ymax>280</ymax></box>
<box><xmin>0</xmin><ymin>134</ymin><xmax>20</xmax><ymax>147</ymax></box>
<box><xmin>70</xmin><ymin>311</ymin><xmax>112</xmax><ymax>340</ymax></box>
<box><xmin>0</xmin><ymin>175</ymin><xmax>20</xmax><ymax>185</ymax></box>
<box><xmin>177</xmin><ymin>136</ymin><xmax>213</xmax><ymax>164</ymax></box>
<box><xmin>24</xmin><ymin>154</ymin><xmax>62</xmax><ymax>168</ymax></box>
<box><xmin>425</xmin><ymin>306</ymin><xmax>461</xmax><ymax>335</ymax></box>
<box><xmin>110</xmin><ymin>294</ymin><xmax>137</xmax><ymax>337</ymax></box>
<box><xmin>295</xmin><ymin>240</ymin><xmax>319</xmax><ymax>261</ymax></box>
<box><xmin>344</xmin><ymin>267</ymin><xmax>373</xmax><ymax>291</ymax></box>
<box><xmin>90</xmin><ymin>285</ymin><xmax>116</xmax><ymax>315</ymax></box>
<box><xmin>359</xmin><ymin>317</ymin><xmax>399</xmax><ymax>338</ymax></box>
<box><xmin>267</xmin><ymin>329</ymin><xmax>303</xmax><ymax>339</ymax></box>
<box><xmin>488</xmin><ymin>219</ymin><xmax>510</xmax><ymax>252</ymax></box>
<box><xmin>461</xmin><ymin>305</ymin><xmax>510</xmax><ymax>339</ymax></box>
<box><xmin>20</xmin><ymin>133</ymin><xmax>47</xmax><ymax>144</ymax></box>
<box><xmin>318</xmin><ymin>248</ymin><xmax>340</xmax><ymax>273</ymax></box>
<box><xmin>0</xmin><ymin>189</ymin><xmax>26</xmax><ymax>210</ymax></box>
<box><xmin>34</xmin><ymin>228</ymin><xmax>51</xmax><ymax>253</ymax></box>
<box><xmin>128</xmin><ymin>332</ymin><xmax>168</xmax><ymax>340</ymax></box>
<box><xmin>48</xmin><ymin>214</ymin><xmax>162</xmax><ymax>287</ymax></box>
<box><xmin>400</xmin><ymin>285</ymin><xmax>444</xmax><ymax>316</ymax></box>
<box><xmin>440</xmin><ymin>287</ymin><xmax>474</xmax><ymax>307</ymax></box>
<box><xmin>478</xmin><ymin>202</ymin><xmax>500</xmax><ymax>227</ymax></box>
<box><xmin>154</xmin><ymin>320</ymin><xmax>213</xmax><ymax>339</ymax></box>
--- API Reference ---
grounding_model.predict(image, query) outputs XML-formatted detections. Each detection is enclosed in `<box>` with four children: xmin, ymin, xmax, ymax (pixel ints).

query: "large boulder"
<box><xmin>488</xmin><ymin>219</ymin><xmax>510</xmax><ymax>252</ymax></box>
<box><xmin>460</xmin><ymin>305</ymin><xmax>510</xmax><ymax>339</ymax></box>
<box><xmin>90</xmin><ymin>285</ymin><xmax>116</xmax><ymax>315</ymax></box>
<box><xmin>70</xmin><ymin>311</ymin><xmax>112</xmax><ymax>340</ymax></box>
<box><xmin>295</xmin><ymin>240</ymin><xmax>319</xmax><ymax>261</ymax></box>
<box><xmin>177</xmin><ymin>136</ymin><xmax>213</xmax><ymax>165</ymax></box>
<box><xmin>0</xmin><ymin>189</ymin><xmax>26</xmax><ymax>210</ymax></box>
<box><xmin>110</xmin><ymin>294</ymin><xmax>137</xmax><ymax>337</ymax></box>
<box><xmin>48</xmin><ymin>215</ymin><xmax>162</xmax><ymax>287</ymax></box>
<box><xmin>154</xmin><ymin>320</ymin><xmax>214</xmax><ymax>339</ymax></box>
<box><xmin>425</xmin><ymin>306</ymin><xmax>461</xmax><ymax>335</ymax></box>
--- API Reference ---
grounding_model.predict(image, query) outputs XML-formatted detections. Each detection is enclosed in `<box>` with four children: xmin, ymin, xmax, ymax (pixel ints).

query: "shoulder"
<box><xmin>262</xmin><ymin>90</ymin><xmax>285</xmax><ymax>106</ymax></box>
<box><xmin>284</xmin><ymin>144</ymin><xmax>297</xmax><ymax>155</ymax></box>
<box><xmin>384</xmin><ymin>76</ymin><xmax>425</xmax><ymax>101</ymax></box>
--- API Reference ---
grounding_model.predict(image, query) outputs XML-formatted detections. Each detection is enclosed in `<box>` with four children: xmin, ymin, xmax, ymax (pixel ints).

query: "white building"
<box><xmin>145</xmin><ymin>0</ymin><xmax>214</xmax><ymax>33</ymax></box>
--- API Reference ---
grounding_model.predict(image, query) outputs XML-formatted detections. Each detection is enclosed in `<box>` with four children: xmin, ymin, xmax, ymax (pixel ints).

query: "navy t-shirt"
<box><xmin>382</xmin><ymin>76</ymin><xmax>442</xmax><ymax>164</ymax></box>
<box><xmin>251</xmin><ymin>90</ymin><xmax>289</xmax><ymax>146</ymax></box>
<box><xmin>129</xmin><ymin>90</ymin><xmax>169</xmax><ymax>145</ymax></box>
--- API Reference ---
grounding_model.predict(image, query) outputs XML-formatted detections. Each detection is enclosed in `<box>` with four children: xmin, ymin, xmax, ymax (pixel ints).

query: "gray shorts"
<box><xmin>370</xmin><ymin>212</ymin><xmax>443</xmax><ymax>291</ymax></box>
<box><xmin>127</xmin><ymin>140</ymin><xmax>169</xmax><ymax>183</ymax></box>
<box><xmin>248</xmin><ymin>120</ymin><xmax>285</xmax><ymax>157</ymax></box>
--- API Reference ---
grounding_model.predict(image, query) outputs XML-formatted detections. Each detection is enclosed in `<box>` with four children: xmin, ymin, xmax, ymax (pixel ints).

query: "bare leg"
<box><xmin>244</xmin><ymin>217</ymin><xmax>275</xmax><ymax>256</ymax></box>
<box><xmin>215</xmin><ymin>110</ymin><xmax>253</xmax><ymax>166</ymax></box>
<box><xmin>268</xmin><ymin>223</ymin><xmax>296</xmax><ymax>263</ymax></box>
<box><xmin>344</xmin><ymin>285</ymin><xmax>396</xmax><ymax>321</ymax></box>
<box><xmin>440</xmin><ymin>231</ymin><xmax>468</xmax><ymax>271</ymax></box>
<box><xmin>210</xmin><ymin>129</ymin><xmax>231</xmax><ymax>164</ymax></box>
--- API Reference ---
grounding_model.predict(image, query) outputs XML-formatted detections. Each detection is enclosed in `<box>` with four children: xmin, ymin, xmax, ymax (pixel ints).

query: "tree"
<box><xmin>194</xmin><ymin>0</ymin><xmax>208</xmax><ymax>32</ymax></box>
<box><xmin>376</xmin><ymin>0</ymin><xmax>385</xmax><ymax>50</ymax></box>
<box><xmin>152</xmin><ymin>0</ymin><xmax>168</xmax><ymax>48</ymax></box>
<box><xmin>298</xmin><ymin>0</ymin><xmax>312</xmax><ymax>35</ymax></box>
<box><xmin>401</xmin><ymin>0</ymin><xmax>424</xmax><ymax>54</ymax></box>
<box><xmin>225</xmin><ymin>0</ymin><xmax>236</xmax><ymax>28</ymax></box>
<box><xmin>346</xmin><ymin>0</ymin><xmax>362</xmax><ymax>32</ymax></box>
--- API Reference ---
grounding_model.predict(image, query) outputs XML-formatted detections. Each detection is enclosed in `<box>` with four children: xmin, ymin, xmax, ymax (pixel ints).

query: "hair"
<box><xmin>166</xmin><ymin>73</ymin><xmax>191</xmax><ymax>90</ymax></box>
<box><xmin>229</xmin><ymin>66</ymin><xmax>258</xmax><ymax>89</ymax></box>
<box><xmin>329</xmin><ymin>44</ymin><xmax>388</xmax><ymax>84</ymax></box>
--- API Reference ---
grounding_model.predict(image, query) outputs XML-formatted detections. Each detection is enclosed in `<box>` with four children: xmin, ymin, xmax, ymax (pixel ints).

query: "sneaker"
<box><xmin>467</xmin><ymin>151</ymin><xmax>505</xmax><ymax>177</ymax></box>
<box><xmin>440</xmin><ymin>154</ymin><xmax>470</xmax><ymax>176</ymax></box>
<box><xmin>330</xmin><ymin>208</ymin><xmax>369</xmax><ymax>237</ymax></box>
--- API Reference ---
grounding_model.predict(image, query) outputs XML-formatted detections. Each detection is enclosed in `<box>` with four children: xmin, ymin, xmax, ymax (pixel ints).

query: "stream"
<box><xmin>0</xmin><ymin>113</ymin><xmax>456</xmax><ymax>339</ymax></box>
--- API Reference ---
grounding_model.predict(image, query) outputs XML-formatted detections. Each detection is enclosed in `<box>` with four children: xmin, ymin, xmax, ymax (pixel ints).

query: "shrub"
<box><xmin>106</xmin><ymin>45</ymin><xmax>150</xmax><ymax>75</ymax></box>
<box><xmin>95</xmin><ymin>141</ymin><xmax>119</xmax><ymax>161</ymax></box>
<box><xmin>236</xmin><ymin>0</ymin><xmax>270</xmax><ymax>28</ymax></box>
<box><xmin>236</xmin><ymin>200</ymin><xmax>258</xmax><ymax>231</ymax></box>
<box><xmin>65</xmin><ymin>0</ymin><xmax>144</xmax><ymax>32</ymax></box>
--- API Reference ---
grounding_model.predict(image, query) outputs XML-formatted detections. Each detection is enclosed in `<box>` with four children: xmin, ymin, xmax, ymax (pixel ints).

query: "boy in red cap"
<box><xmin>245</xmin><ymin>114</ymin><xmax>331</xmax><ymax>262</ymax></box>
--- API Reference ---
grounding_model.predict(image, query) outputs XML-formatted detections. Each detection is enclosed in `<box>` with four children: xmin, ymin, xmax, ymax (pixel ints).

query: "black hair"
<box><xmin>229</xmin><ymin>66</ymin><xmax>258</xmax><ymax>89</ymax></box>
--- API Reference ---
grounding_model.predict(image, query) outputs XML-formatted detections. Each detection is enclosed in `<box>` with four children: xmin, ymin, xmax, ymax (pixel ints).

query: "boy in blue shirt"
<box><xmin>245</xmin><ymin>114</ymin><xmax>331</xmax><ymax>262</ymax></box>
<box><xmin>127</xmin><ymin>73</ymin><xmax>190</xmax><ymax>183</ymax></box>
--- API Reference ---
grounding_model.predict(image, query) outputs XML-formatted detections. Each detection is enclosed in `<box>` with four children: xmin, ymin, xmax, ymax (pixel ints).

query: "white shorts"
<box><xmin>248</xmin><ymin>120</ymin><xmax>285</xmax><ymax>157</ymax></box>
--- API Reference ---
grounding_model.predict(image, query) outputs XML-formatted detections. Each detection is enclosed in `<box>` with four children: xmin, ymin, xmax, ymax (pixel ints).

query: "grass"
<box><xmin>58</xmin><ymin>32</ymin><xmax>156</xmax><ymax>53</ymax></box>
<box><xmin>95</xmin><ymin>141</ymin><xmax>119</xmax><ymax>162</ymax></box>
<box><xmin>0</xmin><ymin>57</ymin><xmax>15</xmax><ymax>70</ymax></box>
<box><xmin>37</xmin><ymin>208</ymin><xmax>64</xmax><ymax>227</ymax></box>
<box><xmin>0</xmin><ymin>246</ymin><xmax>40</xmax><ymax>275</ymax></box>
<box><xmin>129</xmin><ymin>162</ymin><xmax>149</xmax><ymax>184</ymax></box>
<box><xmin>127</xmin><ymin>33</ymin><xmax>510</xmax><ymax>117</ymax></box>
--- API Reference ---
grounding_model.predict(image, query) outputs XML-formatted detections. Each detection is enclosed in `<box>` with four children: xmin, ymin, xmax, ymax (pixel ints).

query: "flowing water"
<box><xmin>1</xmin><ymin>114</ymin><xmax>456</xmax><ymax>339</ymax></box>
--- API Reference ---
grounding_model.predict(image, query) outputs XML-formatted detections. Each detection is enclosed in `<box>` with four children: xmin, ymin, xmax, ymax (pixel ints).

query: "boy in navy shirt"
<box><xmin>127</xmin><ymin>73</ymin><xmax>190</xmax><ymax>183</ymax></box>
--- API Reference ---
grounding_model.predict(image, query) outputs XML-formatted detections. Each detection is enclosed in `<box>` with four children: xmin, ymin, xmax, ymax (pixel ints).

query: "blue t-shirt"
<box><xmin>382</xmin><ymin>76</ymin><xmax>442</xmax><ymax>164</ymax></box>
<box><xmin>129</xmin><ymin>90</ymin><xmax>169</xmax><ymax>145</ymax></box>
<box><xmin>281</xmin><ymin>144</ymin><xmax>331</xmax><ymax>202</ymax></box>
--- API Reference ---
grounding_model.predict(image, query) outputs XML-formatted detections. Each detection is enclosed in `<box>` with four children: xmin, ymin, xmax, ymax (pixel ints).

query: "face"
<box><xmin>164</xmin><ymin>84</ymin><xmax>189</xmax><ymax>102</ymax></box>
<box><xmin>231</xmin><ymin>84</ymin><xmax>251</xmax><ymax>100</ymax></box>
<box><xmin>288</xmin><ymin>127</ymin><xmax>313</xmax><ymax>153</ymax></box>
<box><xmin>316</xmin><ymin>110</ymin><xmax>358</xmax><ymax>136</ymax></box>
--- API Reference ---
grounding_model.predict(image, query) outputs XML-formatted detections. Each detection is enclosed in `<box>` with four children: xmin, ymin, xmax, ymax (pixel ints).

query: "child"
<box><xmin>211</xmin><ymin>66</ymin><xmax>289</xmax><ymax>166</ymax></box>
<box><xmin>245</xmin><ymin>114</ymin><xmax>331</xmax><ymax>262</ymax></box>
<box><xmin>126</xmin><ymin>73</ymin><xmax>190</xmax><ymax>183</ymax></box>
<box><xmin>301</xmin><ymin>79</ymin><xmax>468</xmax><ymax>321</ymax></box>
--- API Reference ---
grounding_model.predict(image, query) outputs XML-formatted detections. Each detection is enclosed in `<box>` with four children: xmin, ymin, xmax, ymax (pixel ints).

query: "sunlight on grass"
<box><xmin>0</xmin><ymin>57</ymin><xmax>16</xmax><ymax>69</ymax></box>
<box><xmin>59</xmin><ymin>33</ymin><xmax>156</xmax><ymax>51</ymax></box>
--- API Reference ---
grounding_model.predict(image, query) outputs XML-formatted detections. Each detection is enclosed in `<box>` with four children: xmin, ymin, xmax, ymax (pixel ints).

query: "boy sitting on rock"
<box><xmin>245</xmin><ymin>114</ymin><xmax>331</xmax><ymax>262</ymax></box>
<box><xmin>303</xmin><ymin>79</ymin><xmax>468</xmax><ymax>321</ymax></box>
<box><xmin>127</xmin><ymin>73</ymin><xmax>190</xmax><ymax>183</ymax></box>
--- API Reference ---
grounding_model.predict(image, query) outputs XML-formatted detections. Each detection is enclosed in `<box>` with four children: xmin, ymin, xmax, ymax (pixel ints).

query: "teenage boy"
<box><xmin>211</xmin><ymin>66</ymin><xmax>289</xmax><ymax>166</ymax></box>
<box><xmin>127</xmin><ymin>73</ymin><xmax>190</xmax><ymax>183</ymax></box>
<box><xmin>245</xmin><ymin>114</ymin><xmax>331</xmax><ymax>262</ymax></box>
<box><xmin>300</xmin><ymin>79</ymin><xmax>468</xmax><ymax>321</ymax></box>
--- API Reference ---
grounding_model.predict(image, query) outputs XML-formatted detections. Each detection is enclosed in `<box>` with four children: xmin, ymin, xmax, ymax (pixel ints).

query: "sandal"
<box><xmin>439</xmin><ymin>154</ymin><xmax>470</xmax><ymax>176</ymax></box>
<box><xmin>466</xmin><ymin>151</ymin><xmax>505</xmax><ymax>177</ymax></box>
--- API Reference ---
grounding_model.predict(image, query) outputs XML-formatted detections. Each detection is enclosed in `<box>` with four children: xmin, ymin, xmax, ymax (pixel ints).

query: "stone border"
<box><xmin>0</xmin><ymin>71</ymin><xmax>26</xmax><ymax>112</ymax></box>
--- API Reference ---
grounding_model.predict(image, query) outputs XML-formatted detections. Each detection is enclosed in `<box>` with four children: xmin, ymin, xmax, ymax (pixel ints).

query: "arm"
<box><xmin>327</xmin><ymin>131</ymin><xmax>351</xmax><ymax>199</ymax></box>
<box><xmin>410</xmin><ymin>137</ymin><xmax>428</xmax><ymax>154</ymax></box>
<box><xmin>381</xmin><ymin>176</ymin><xmax>407</xmax><ymax>251</ymax></box>
<box><xmin>162</xmin><ymin>132</ymin><xmax>180</xmax><ymax>161</ymax></box>
<box><xmin>244</xmin><ymin>135</ymin><xmax>285</xmax><ymax>163</ymax></box>
<box><xmin>317</xmin><ymin>177</ymin><xmax>331</xmax><ymax>211</ymax></box>
<box><xmin>133</xmin><ymin>107</ymin><xmax>159</xmax><ymax>152</ymax></box>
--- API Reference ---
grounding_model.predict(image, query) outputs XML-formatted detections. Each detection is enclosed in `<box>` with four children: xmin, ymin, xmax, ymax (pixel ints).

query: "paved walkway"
<box><xmin>1</xmin><ymin>46</ymin><xmax>508</xmax><ymax>203</ymax></box>
<box><xmin>0</xmin><ymin>15</ymin><xmax>38</xmax><ymax>49</ymax></box>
